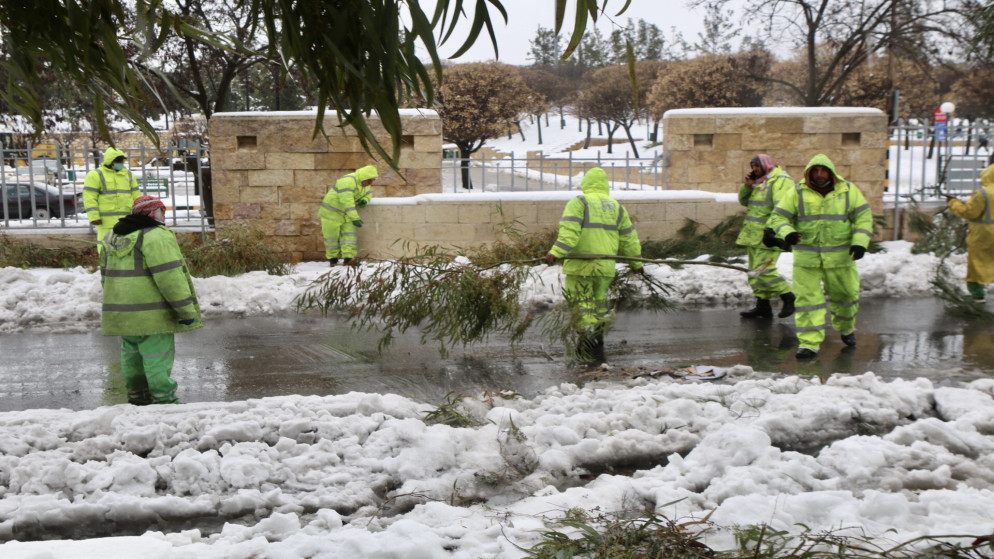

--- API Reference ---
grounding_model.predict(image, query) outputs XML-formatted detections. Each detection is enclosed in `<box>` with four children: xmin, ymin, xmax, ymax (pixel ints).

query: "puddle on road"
<box><xmin>1</xmin><ymin>297</ymin><xmax>991</xmax><ymax>412</ymax></box>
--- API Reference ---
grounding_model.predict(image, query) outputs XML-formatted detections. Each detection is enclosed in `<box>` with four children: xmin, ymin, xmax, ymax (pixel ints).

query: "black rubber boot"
<box><xmin>796</xmin><ymin>347</ymin><xmax>818</xmax><ymax>359</ymax></box>
<box><xmin>342</xmin><ymin>258</ymin><xmax>353</xmax><ymax>266</ymax></box>
<box><xmin>740</xmin><ymin>298</ymin><xmax>773</xmax><ymax>318</ymax></box>
<box><xmin>778</xmin><ymin>292</ymin><xmax>796</xmax><ymax>318</ymax></box>
<box><xmin>841</xmin><ymin>332</ymin><xmax>856</xmax><ymax>347</ymax></box>
<box><xmin>329</xmin><ymin>259</ymin><xmax>338</xmax><ymax>267</ymax></box>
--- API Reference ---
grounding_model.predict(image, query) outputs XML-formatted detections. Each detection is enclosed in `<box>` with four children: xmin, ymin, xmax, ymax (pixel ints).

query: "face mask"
<box><xmin>112</xmin><ymin>162</ymin><xmax>124</xmax><ymax>171</ymax></box>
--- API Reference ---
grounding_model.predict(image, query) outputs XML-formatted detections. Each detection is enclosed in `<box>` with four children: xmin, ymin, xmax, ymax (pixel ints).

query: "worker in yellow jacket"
<box><xmin>767</xmin><ymin>154</ymin><xmax>873</xmax><ymax>359</ymax></box>
<box><xmin>83</xmin><ymin>147</ymin><xmax>142</xmax><ymax>254</ymax></box>
<box><xmin>544</xmin><ymin>167</ymin><xmax>643</xmax><ymax>359</ymax></box>
<box><xmin>946</xmin><ymin>164</ymin><xmax>994</xmax><ymax>302</ymax></box>
<box><xmin>319</xmin><ymin>165</ymin><xmax>378</xmax><ymax>266</ymax></box>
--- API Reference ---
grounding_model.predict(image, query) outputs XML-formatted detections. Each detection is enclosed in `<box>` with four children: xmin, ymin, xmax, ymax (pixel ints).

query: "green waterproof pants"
<box><xmin>967</xmin><ymin>281</ymin><xmax>987</xmax><ymax>300</ymax></box>
<box><xmin>746</xmin><ymin>245</ymin><xmax>792</xmax><ymax>299</ymax></box>
<box><xmin>793</xmin><ymin>265</ymin><xmax>859</xmax><ymax>351</ymax></box>
<box><xmin>564</xmin><ymin>275</ymin><xmax>613</xmax><ymax>330</ymax></box>
<box><xmin>121</xmin><ymin>333</ymin><xmax>179</xmax><ymax>405</ymax></box>
<box><xmin>320</xmin><ymin>215</ymin><xmax>358</xmax><ymax>260</ymax></box>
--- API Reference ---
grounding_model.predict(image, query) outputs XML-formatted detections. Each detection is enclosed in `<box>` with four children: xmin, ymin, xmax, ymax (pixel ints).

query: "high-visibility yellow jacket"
<box><xmin>83</xmin><ymin>147</ymin><xmax>141</xmax><ymax>227</ymax></box>
<box><xmin>100</xmin><ymin>224</ymin><xmax>202</xmax><ymax>336</ymax></box>
<box><xmin>319</xmin><ymin>165</ymin><xmax>377</xmax><ymax>223</ymax></box>
<box><xmin>549</xmin><ymin>167</ymin><xmax>642</xmax><ymax>277</ymax></box>
<box><xmin>768</xmin><ymin>154</ymin><xmax>873</xmax><ymax>269</ymax></box>
<box><xmin>736</xmin><ymin>166</ymin><xmax>795</xmax><ymax>247</ymax></box>
<box><xmin>947</xmin><ymin>165</ymin><xmax>994</xmax><ymax>283</ymax></box>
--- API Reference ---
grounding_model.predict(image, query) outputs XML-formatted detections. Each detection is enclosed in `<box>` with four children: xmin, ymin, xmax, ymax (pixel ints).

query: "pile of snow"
<box><xmin>0</xmin><ymin>241</ymin><xmax>962</xmax><ymax>334</ymax></box>
<box><xmin>2</xmin><ymin>241</ymin><xmax>991</xmax><ymax>559</ymax></box>
<box><xmin>2</xmin><ymin>371</ymin><xmax>993</xmax><ymax>558</ymax></box>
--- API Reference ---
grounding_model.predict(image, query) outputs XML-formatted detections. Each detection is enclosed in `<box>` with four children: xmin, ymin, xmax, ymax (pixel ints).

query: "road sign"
<box><xmin>934</xmin><ymin>107</ymin><xmax>948</xmax><ymax>141</ymax></box>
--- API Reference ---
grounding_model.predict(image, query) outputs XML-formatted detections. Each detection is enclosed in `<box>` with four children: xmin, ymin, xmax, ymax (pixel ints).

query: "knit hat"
<box><xmin>132</xmin><ymin>195</ymin><xmax>167</xmax><ymax>224</ymax></box>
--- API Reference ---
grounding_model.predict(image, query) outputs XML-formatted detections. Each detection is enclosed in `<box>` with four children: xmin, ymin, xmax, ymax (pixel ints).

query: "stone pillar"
<box><xmin>661</xmin><ymin>107</ymin><xmax>888</xmax><ymax>212</ymax></box>
<box><xmin>208</xmin><ymin>110</ymin><xmax>442</xmax><ymax>261</ymax></box>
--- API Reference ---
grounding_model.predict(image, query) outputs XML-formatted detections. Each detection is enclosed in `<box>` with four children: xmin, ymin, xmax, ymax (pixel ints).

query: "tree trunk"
<box><xmin>459</xmin><ymin>147</ymin><xmax>473</xmax><ymax>190</ymax></box>
<box><xmin>622</xmin><ymin>124</ymin><xmax>640</xmax><ymax>159</ymax></box>
<box><xmin>583</xmin><ymin>119</ymin><xmax>593</xmax><ymax>149</ymax></box>
<box><xmin>536</xmin><ymin>115</ymin><xmax>543</xmax><ymax>145</ymax></box>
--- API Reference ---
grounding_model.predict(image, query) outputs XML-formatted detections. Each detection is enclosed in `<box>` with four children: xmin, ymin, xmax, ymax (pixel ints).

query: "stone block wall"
<box><xmin>662</xmin><ymin>107</ymin><xmax>888</xmax><ymax>212</ymax></box>
<box><xmin>208</xmin><ymin>110</ymin><xmax>443</xmax><ymax>260</ymax></box>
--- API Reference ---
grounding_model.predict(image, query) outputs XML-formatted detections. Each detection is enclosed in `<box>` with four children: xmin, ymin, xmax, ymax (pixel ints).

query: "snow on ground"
<box><xmin>3</xmin><ymin>241</ymin><xmax>993</xmax><ymax>558</ymax></box>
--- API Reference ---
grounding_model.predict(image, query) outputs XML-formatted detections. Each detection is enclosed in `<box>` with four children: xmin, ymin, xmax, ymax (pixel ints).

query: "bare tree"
<box><xmin>577</xmin><ymin>63</ymin><xmax>661</xmax><ymax>158</ymax></box>
<box><xmin>740</xmin><ymin>0</ymin><xmax>968</xmax><ymax>106</ymax></box>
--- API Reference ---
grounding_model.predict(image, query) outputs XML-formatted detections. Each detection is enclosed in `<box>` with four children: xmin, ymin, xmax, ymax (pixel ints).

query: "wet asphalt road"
<box><xmin>1</xmin><ymin>297</ymin><xmax>992</xmax><ymax>412</ymax></box>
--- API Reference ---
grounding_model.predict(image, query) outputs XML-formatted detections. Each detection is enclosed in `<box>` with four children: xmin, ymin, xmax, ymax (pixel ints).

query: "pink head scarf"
<box><xmin>750</xmin><ymin>154</ymin><xmax>776</xmax><ymax>187</ymax></box>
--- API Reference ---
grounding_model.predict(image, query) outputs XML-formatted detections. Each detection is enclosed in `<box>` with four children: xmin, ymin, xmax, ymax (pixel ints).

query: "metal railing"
<box><xmin>441</xmin><ymin>150</ymin><xmax>664</xmax><ymax>193</ymax></box>
<box><xmin>0</xmin><ymin>141</ymin><xmax>211</xmax><ymax>235</ymax></box>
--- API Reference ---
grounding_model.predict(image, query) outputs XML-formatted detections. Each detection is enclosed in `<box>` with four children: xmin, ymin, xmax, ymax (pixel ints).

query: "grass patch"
<box><xmin>180</xmin><ymin>225</ymin><xmax>292</xmax><ymax>277</ymax></box>
<box><xmin>0</xmin><ymin>233</ymin><xmax>97</xmax><ymax>269</ymax></box>
<box><xmin>519</xmin><ymin>511</ymin><xmax>994</xmax><ymax>559</ymax></box>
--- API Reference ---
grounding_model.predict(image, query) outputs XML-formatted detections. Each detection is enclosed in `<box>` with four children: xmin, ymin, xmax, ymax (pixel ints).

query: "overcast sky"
<box><xmin>427</xmin><ymin>0</ymin><xmax>749</xmax><ymax>65</ymax></box>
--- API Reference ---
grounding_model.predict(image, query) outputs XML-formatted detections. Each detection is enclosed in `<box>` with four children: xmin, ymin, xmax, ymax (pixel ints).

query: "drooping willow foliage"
<box><xmin>293</xmin><ymin>245</ymin><xmax>754</xmax><ymax>358</ymax></box>
<box><xmin>1</xmin><ymin>0</ymin><xmax>631</xmax><ymax>165</ymax></box>
<box><xmin>908</xmin><ymin>206</ymin><xmax>994</xmax><ymax>321</ymax></box>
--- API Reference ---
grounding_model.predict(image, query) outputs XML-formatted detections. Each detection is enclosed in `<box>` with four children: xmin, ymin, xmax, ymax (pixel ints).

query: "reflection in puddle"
<box><xmin>0</xmin><ymin>298</ymin><xmax>991</xmax><ymax>412</ymax></box>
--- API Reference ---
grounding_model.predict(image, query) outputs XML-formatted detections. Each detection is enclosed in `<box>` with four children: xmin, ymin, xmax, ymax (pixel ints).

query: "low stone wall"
<box><xmin>349</xmin><ymin>192</ymin><xmax>742</xmax><ymax>260</ymax></box>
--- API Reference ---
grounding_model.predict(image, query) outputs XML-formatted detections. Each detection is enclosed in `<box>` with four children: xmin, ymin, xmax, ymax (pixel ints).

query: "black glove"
<box><xmin>761</xmin><ymin>228</ymin><xmax>779</xmax><ymax>248</ymax></box>
<box><xmin>352</xmin><ymin>219</ymin><xmax>363</xmax><ymax>228</ymax></box>
<box><xmin>179</xmin><ymin>318</ymin><xmax>195</xmax><ymax>325</ymax></box>
<box><xmin>849</xmin><ymin>245</ymin><xmax>865</xmax><ymax>260</ymax></box>
<box><xmin>357</xmin><ymin>199</ymin><xmax>368</xmax><ymax>208</ymax></box>
<box><xmin>784</xmin><ymin>232</ymin><xmax>801</xmax><ymax>246</ymax></box>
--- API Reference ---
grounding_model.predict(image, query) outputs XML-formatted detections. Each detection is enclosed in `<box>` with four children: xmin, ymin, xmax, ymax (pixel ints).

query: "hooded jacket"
<box><xmin>82</xmin><ymin>147</ymin><xmax>142</xmax><ymax>226</ymax></box>
<box><xmin>100</xmin><ymin>223</ymin><xmax>202</xmax><ymax>336</ymax></box>
<box><xmin>548</xmin><ymin>167</ymin><xmax>642</xmax><ymax>276</ymax></box>
<box><xmin>767</xmin><ymin>154</ymin><xmax>873</xmax><ymax>269</ymax></box>
<box><xmin>947</xmin><ymin>164</ymin><xmax>994</xmax><ymax>283</ymax></box>
<box><xmin>319</xmin><ymin>165</ymin><xmax>378</xmax><ymax>223</ymax></box>
<box><xmin>736</xmin><ymin>165</ymin><xmax>795</xmax><ymax>247</ymax></box>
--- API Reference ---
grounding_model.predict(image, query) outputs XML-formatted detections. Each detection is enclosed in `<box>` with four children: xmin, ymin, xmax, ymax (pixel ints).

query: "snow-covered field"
<box><xmin>3</xmin><ymin>241</ymin><xmax>994</xmax><ymax>558</ymax></box>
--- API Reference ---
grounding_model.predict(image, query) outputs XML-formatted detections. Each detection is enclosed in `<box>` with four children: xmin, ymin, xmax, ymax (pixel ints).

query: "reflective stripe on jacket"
<box><xmin>319</xmin><ymin>165</ymin><xmax>376</xmax><ymax>223</ymax></box>
<box><xmin>100</xmin><ymin>226</ymin><xmax>202</xmax><ymax>336</ymax></box>
<box><xmin>549</xmin><ymin>167</ymin><xmax>642</xmax><ymax>277</ymax></box>
<box><xmin>767</xmin><ymin>154</ymin><xmax>873</xmax><ymax>269</ymax></box>
<box><xmin>82</xmin><ymin>147</ymin><xmax>141</xmax><ymax>226</ymax></box>
<box><xmin>735</xmin><ymin>166</ymin><xmax>795</xmax><ymax>247</ymax></box>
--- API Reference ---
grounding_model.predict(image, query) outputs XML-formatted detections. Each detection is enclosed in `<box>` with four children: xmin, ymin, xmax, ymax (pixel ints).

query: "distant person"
<box><xmin>543</xmin><ymin>167</ymin><xmax>643</xmax><ymax>359</ymax></box>
<box><xmin>945</xmin><ymin>164</ymin><xmax>994</xmax><ymax>302</ymax></box>
<box><xmin>100</xmin><ymin>195</ymin><xmax>202</xmax><ymax>405</ymax></box>
<box><xmin>735</xmin><ymin>154</ymin><xmax>796</xmax><ymax>319</ymax></box>
<box><xmin>319</xmin><ymin>165</ymin><xmax>378</xmax><ymax>266</ymax></box>
<box><xmin>83</xmin><ymin>147</ymin><xmax>142</xmax><ymax>254</ymax></box>
<box><xmin>767</xmin><ymin>154</ymin><xmax>873</xmax><ymax>359</ymax></box>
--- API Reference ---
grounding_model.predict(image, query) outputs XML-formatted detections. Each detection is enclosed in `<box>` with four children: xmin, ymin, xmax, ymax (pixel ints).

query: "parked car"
<box><xmin>1</xmin><ymin>182</ymin><xmax>81</xmax><ymax>219</ymax></box>
<box><xmin>14</xmin><ymin>159</ymin><xmax>69</xmax><ymax>181</ymax></box>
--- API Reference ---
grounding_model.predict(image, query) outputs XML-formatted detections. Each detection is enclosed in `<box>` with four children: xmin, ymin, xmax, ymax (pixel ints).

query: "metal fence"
<box><xmin>440</xmin><ymin>150</ymin><xmax>665</xmax><ymax>193</ymax></box>
<box><xmin>0</xmin><ymin>141</ymin><xmax>211</xmax><ymax>235</ymax></box>
<box><xmin>887</xmin><ymin>121</ymin><xmax>993</xmax><ymax>202</ymax></box>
